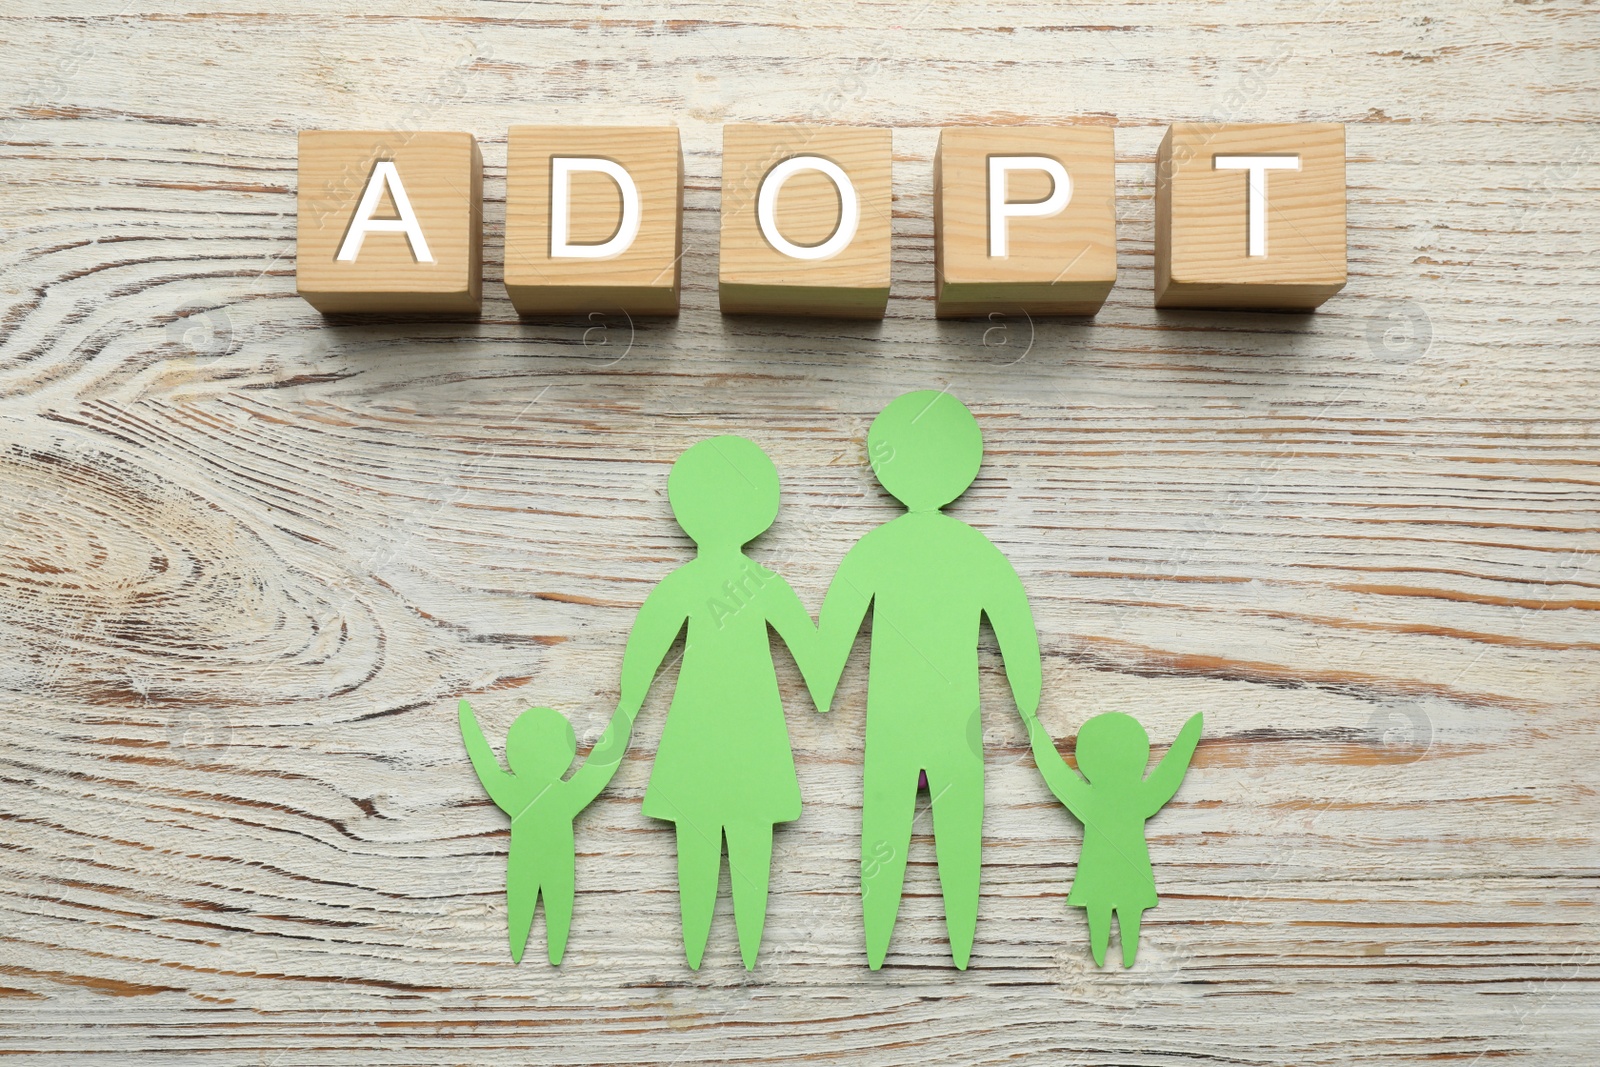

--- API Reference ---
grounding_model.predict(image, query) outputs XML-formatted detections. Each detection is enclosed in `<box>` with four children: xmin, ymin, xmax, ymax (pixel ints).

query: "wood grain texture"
<box><xmin>0</xmin><ymin>2</ymin><xmax>1596</xmax><ymax>1065</ymax></box>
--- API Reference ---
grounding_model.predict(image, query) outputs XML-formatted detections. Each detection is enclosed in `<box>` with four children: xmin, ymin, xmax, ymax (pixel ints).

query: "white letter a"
<box><xmin>337</xmin><ymin>161</ymin><xmax>434</xmax><ymax>263</ymax></box>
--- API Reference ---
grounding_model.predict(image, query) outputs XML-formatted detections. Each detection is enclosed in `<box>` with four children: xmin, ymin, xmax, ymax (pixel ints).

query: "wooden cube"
<box><xmin>296</xmin><ymin>131</ymin><xmax>482</xmax><ymax>314</ymax></box>
<box><xmin>505</xmin><ymin>126</ymin><xmax>684</xmax><ymax>317</ymax></box>
<box><xmin>1155</xmin><ymin>122</ymin><xmax>1346</xmax><ymax>310</ymax></box>
<box><xmin>934</xmin><ymin>126</ymin><xmax>1117</xmax><ymax>318</ymax></box>
<box><xmin>718</xmin><ymin>124</ymin><xmax>892</xmax><ymax>318</ymax></box>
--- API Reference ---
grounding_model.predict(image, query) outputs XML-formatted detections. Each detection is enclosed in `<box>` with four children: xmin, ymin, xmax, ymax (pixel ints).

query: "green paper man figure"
<box><xmin>458</xmin><ymin>700</ymin><xmax>630</xmax><ymax>965</ymax></box>
<box><xmin>1031</xmin><ymin>711</ymin><xmax>1203</xmax><ymax>967</ymax></box>
<box><xmin>813</xmin><ymin>390</ymin><xmax>1046</xmax><ymax>970</ymax></box>
<box><xmin>609</xmin><ymin>434</ymin><xmax>827</xmax><ymax>970</ymax></box>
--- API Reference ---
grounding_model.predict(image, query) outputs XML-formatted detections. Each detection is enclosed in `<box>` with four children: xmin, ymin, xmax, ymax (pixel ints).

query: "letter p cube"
<box><xmin>933</xmin><ymin>126</ymin><xmax>1117</xmax><ymax>318</ymax></box>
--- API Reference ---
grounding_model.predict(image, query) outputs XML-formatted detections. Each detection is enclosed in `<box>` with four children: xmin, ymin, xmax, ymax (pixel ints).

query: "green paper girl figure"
<box><xmin>458</xmin><ymin>700</ymin><xmax>630</xmax><ymax>965</ymax></box>
<box><xmin>610</xmin><ymin>435</ymin><xmax>826</xmax><ymax>970</ymax></box>
<box><xmin>1031</xmin><ymin>711</ymin><xmax>1203</xmax><ymax>967</ymax></box>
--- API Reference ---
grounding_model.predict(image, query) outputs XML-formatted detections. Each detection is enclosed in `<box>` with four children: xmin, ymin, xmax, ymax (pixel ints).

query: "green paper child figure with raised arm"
<box><xmin>1031</xmin><ymin>711</ymin><xmax>1203</xmax><ymax>968</ymax></box>
<box><xmin>813</xmin><ymin>390</ymin><xmax>1045</xmax><ymax>970</ymax></box>
<box><xmin>611</xmin><ymin>434</ymin><xmax>826</xmax><ymax>970</ymax></box>
<box><xmin>458</xmin><ymin>699</ymin><xmax>632</xmax><ymax>965</ymax></box>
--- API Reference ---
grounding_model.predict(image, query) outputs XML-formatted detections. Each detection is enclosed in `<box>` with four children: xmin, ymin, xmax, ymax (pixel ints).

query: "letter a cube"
<box><xmin>1155</xmin><ymin>122</ymin><xmax>1346</xmax><ymax>310</ymax></box>
<box><xmin>934</xmin><ymin>125</ymin><xmax>1117</xmax><ymax>318</ymax></box>
<box><xmin>505</xmin><ymin>125</ymin><xmax>684</xmax><ymax>316</ymax></box>
<box><xmin>296</xmin><ymin>131</ymin><xmax>482</xmax><ymax>314</ymax></box>
<box><xmin>719</xmin><ymin>124</ymin><xmax>892</xmax><ymax>318</ymax></box>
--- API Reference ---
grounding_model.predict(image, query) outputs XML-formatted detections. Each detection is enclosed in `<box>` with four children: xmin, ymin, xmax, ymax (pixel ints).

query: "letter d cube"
<box><xmin>505</xmin><ymin>125</ymin><xmax>684</xmax><ymax>316</ymax></box>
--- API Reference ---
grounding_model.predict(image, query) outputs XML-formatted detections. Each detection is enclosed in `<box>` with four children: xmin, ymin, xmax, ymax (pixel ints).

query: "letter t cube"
<box><xmin>1155</xmin><ymin>122</ymin><xmax>1346</xmax><ymax>310</ymax></box>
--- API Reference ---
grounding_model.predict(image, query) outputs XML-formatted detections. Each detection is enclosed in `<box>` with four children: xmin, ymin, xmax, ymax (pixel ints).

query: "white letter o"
<box><xmin>756</xmin><ymin>155</ymin><xmax>859</xmax><ymax>261</ymax></box>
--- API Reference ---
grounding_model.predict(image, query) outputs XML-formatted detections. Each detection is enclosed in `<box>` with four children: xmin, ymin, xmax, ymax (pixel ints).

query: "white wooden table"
<box><xmin>1</xmin><ymin>3</ymin><xmax>1596</xmax><ymax>1063</ymax></box>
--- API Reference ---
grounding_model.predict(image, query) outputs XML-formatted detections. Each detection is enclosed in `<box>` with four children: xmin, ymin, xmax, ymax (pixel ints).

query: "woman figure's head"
<box><xmin>1074</xmin><ymin>712</ymin><xmax>1151</xmax><ymax>784</ymax></box>
<box><xmin>668</xmin><ymin>435</ymin><xmax>780</xmax><ymax>550</ymax></box>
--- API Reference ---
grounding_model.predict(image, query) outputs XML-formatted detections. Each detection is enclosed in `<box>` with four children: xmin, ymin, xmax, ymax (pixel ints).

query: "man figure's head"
<box><xmin>867</xmin><ymin>391</ymin><xmax>983</xmax><ymax>513</ymax></box>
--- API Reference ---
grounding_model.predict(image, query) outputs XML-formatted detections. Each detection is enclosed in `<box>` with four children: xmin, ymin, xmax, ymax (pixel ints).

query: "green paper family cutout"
<box><xmin>458</xmin><ymin>391</ymin><xmax>1202</xmax><ymax>971</ymax></box>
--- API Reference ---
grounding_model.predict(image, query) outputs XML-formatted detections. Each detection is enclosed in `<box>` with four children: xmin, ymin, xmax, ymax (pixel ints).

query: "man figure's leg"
<box><xmin>927</xmin><ymin>755</ymin><xmax>984</xmax><ymax>969</ymax></box>
<box><xmin>861</xmin><ymin>744</ymin><xmax>920</xmax><ymax>970</ymax></box>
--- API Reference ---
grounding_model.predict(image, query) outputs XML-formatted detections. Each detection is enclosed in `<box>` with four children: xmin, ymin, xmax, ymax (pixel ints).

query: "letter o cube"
<box><xmin>718</xmin><ymin>124</ymin><xmax>892</xmax><ymax>318</ymax></box>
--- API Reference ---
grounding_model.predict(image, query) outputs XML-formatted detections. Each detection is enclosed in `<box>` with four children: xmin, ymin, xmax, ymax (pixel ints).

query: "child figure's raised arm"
<box><xmin>1140</xmin><ymin>712</ymin><xmax>1204</xmax><ymax>817</ymax></box>
<box><xmin>1031</xmin><ymin>727</ymin><xmax>1092</xmax><ymax>817</ymax></box>
<box><xmin>459</xmin><ymin>700</ymin><xmax>517</xmax><ymax>812</ymax></box>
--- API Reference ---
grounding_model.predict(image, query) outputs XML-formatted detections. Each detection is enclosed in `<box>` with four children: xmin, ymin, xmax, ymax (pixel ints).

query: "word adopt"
<box><xmin>296</xmin><ymin>122</ymin><xmax>1346</xmax><ymax>319</ymax></box>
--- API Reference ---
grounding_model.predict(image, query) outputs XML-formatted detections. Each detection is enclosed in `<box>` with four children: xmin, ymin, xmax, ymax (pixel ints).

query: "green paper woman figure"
<box><xmin>458</xmin><ymin>700</ymin><xmax>630</xmax><ymax>965</ymax></box>
<box><xmin>1031</xmin><ymin>711</ymin><xmax>1203</xmax><ymax>967</ymax></box>
<box><xmin>610</xmin><ymin>434</ymin><xmax>826</xmax><ymax>970</ymax></box>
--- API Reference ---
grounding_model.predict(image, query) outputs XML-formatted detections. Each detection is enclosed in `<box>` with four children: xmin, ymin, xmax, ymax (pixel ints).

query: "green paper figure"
<box><xmin>1031</xmin><ymin>711</ymin><xmax>1203</xmax><ymax>967</ymax></box>
<box><xmin>813</xmin><ymin>390</ymin><xmax>1046</xmax><ymax>970</ymax></box>
<box><xmin>458</xmin><ymin>699</ymin><xmax>629</xmax><ymax>965</ymax></box>
<box><xmin>611</xmin><ymin>435</ymin><xmax>826</xmax><ymax>970</ymax></box>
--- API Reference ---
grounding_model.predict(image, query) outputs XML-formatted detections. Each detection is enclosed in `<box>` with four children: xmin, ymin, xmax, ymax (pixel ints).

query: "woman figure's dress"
<box><xmin>639</xmin><ymin>555</ymin><xmax>802</xmax><ymax>829</ymax></box>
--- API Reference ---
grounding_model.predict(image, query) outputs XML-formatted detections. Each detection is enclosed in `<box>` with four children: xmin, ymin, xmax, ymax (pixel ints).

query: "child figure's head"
<box><xmin>667</xmin><ymin>435</ymin><xmax>780</xmax><ymax>551</ymax></box>
<box><xmin>505</xmin><ymin>706</ymin><xmax>577</xmax><ymax>783</ymax></box>
<box><xmin>1075</xmin><ymin>712</ymin><xmax>1151</xmax><ymax>784</ymax></box>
